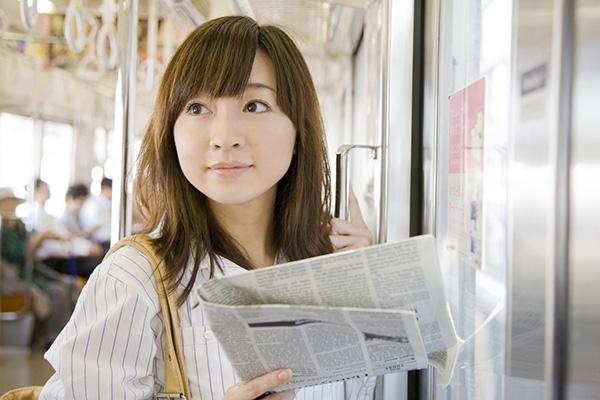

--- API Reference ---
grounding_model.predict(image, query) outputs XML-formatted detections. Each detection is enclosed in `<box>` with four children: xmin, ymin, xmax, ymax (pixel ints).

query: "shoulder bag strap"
<box><xmin>105</xmin><ymin>235</ymin><xmax>191</xmax><ymax>399</ymax></box>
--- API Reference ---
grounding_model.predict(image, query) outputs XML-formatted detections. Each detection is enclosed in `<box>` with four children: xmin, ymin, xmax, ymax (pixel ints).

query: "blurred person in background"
<box><xmin>79</xmin><ymin>177</ymin><xmax>112</xmax><ymax>254</ymax></box>
<box><xmin>58</xmin><ymin>183</ymin><xmax>97</xmax><ymax>239</ymax></box>
<box><xmin>29</xmin><ymin>178</ymin><xmax>103</xmax><ymax>277</ymax></box>
<box><xmin>0</xmin><ymin>187</ymin><xmax>76</xmax><ymax>348</ymax></box>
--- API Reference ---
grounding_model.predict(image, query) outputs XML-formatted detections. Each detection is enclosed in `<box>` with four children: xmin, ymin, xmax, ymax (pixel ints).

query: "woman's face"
<box><xmin>173</xmin><ymin>51</ymin><xmax>296</xmax><ymax>211</ymax></box>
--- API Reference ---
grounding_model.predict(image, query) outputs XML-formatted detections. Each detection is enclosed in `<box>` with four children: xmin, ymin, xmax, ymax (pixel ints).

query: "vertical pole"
<box><xmin>548</xmin><ymin>0</ymin><xmax>573</xmax><ymax>398</ymax></box>
<box><xmin>111</xmin><ymin>0</ymin><xmax>138</xmax><ymax>244</ymax></box>
<box><xmin>378</xmin><ymin>0</ymin><xmax>391</xmax><ymax>244</ymax></box>
<box><xmin>421</xmin><ymin>0</ymin><xmax>441</xmax><ymax>395</ymax></box>
<box><xmin>146</xmin><ymin>0</ymin><xmax>158</xmax><ymax>92</ymax></box>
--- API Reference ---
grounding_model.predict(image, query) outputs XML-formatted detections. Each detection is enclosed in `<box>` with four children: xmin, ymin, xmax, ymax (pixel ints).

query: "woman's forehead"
<box><xmin>248</xmin><ymin>51</ymin><xmax>277</xmax><ymax>91</ymax></box>
<box><xmin>177</xmin><ymin>50</ymin><xmax>277</xmax><ymax>101</ymax></box>
<box><xmin>184</xmin><ymin>52</ymin><xmax>277</xmax><ymax>101</ymax></box>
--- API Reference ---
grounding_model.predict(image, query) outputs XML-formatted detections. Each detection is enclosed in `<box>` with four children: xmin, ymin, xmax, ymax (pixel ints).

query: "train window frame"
<box><xmin>0</xmin><ymin>112</ymin><xmax>74</xmax><ymax>218</ymax></box>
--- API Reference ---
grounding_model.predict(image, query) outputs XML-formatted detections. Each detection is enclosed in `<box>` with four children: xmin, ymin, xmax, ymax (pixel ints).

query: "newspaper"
<box><xmin>195</xmin><ymin>234</ymin><xmax>458</xmax><ymax>391</ymax></box>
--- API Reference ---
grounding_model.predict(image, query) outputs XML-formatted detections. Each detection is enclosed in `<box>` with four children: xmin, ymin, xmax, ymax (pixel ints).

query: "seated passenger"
<box><xmin>58</xmin><ymin>183</ymin><xmax>96</xmax><ymax>239</ymax></box>
<box><xmin>79</xmin><ymin>177</ymin><xmax>112</xmax><ymax>254</ymax></box>
<box><xmin>0</xmin><ymin>187</ymin><xmax>76</xmax><ymax>348</ymax></box>
<box><xmin>28</xmin><ymin>179</ymin><xmax>103</xmax><ymax>277</ymax></box>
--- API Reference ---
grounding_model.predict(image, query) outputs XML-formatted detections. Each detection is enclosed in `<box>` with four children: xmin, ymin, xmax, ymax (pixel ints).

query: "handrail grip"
<box><xmin>334</xmin><ymin>144</ymin><xmax>379</xmax><ymax>221</ymax></box>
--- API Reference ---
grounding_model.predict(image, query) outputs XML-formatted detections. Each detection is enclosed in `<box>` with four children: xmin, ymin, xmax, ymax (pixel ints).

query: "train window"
<box><xmin>0</xmin><ymin>112</ymin><xmax>35</xmax><ymax>189</ymax></box>
<box><xmin>0</xmin><ymin>113</ymin><xmax>74</xmax><ymax>218</ymax></box>
<box><xmin>40</xmin><ymin>121</ymin><xmax>74</xmax><ymax>216</ymax></box>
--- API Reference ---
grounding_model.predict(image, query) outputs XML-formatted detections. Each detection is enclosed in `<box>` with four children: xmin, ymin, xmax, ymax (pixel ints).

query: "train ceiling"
<box><xmin>0</xmin><ymin>0</ymin><xmax>367</xmax><ymax>99</ymax></box>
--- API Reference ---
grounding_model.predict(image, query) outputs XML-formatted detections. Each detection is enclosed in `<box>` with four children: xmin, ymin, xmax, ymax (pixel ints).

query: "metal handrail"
<box><xmin>334</xmin><ymin>144</ymin><xmax>380</xmax><ymax>221</ymax></box>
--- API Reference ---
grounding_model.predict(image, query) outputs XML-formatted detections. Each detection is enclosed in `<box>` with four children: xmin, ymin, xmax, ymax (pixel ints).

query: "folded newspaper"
<box><xmin>194</xmin><ymin>234</ymin><xmax>458</xmax><ymax>391</ymax></box>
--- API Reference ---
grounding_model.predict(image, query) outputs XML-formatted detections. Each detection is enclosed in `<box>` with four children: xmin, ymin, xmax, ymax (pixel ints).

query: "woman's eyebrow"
<box><xmin>246</xmin><ymin>82</ymin><xmax>276</xmax><ymax>93</ymax></box>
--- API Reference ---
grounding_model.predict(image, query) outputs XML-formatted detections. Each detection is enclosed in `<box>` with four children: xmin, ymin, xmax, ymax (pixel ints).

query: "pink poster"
<box><xmin>447</xmin><ymin>77</ymin><xmax>485</xmax><ymax>268</ymax></box>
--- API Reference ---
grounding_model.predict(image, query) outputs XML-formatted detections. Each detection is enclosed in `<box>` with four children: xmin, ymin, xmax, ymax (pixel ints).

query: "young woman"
<box><xmin>40</xmin><ymin>16</ymin><xmax>373</xmax><ymax>400</ymax></box>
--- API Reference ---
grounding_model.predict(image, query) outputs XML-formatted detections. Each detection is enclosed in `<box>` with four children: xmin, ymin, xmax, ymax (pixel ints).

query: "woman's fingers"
<box><xmin>329</xmin><ymin>217</ymin><xmax>371</xmax><ymax>238</ymax></box>
<box><xmin>224</xmin><ymin>368</ymin><xmax>294</xmax><ymax>400</ymax></box>
<box><xmin>330</xmin><ymin>232</ymin><xmax>371</xmax><ymax>251</ymax></box>
<box><xmin>347</xmin><ymin>184</ymin><xmax>368</xmax><ymax>228</ymax></box>
<box><xmin>329</xmin><ymin>217</ymin><xmax>372</xmax><ymax>252</ymax></box>
<box><xmin>329</xmin><ymin>184</ymin><xmax>373</xmax><ymax>252</ymax></box>
<box><xmin>264</xmin><ymin>390</ymin><xmax>296</xmax><ymax>400</ymax></box>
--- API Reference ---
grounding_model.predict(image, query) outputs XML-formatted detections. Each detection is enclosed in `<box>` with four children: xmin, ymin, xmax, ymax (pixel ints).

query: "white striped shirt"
<box><xmin>40</xmin><ymin>244</ymin><xmax>376</xmax><ymax>399</ymax></box>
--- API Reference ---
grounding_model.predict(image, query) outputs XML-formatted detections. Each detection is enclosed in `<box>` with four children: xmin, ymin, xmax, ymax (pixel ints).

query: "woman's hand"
<box><xmin>224</xmin><ymin>368</ymin><xmax>295</xmax><ymax>400</ymax></box>
<box><xmin>329</xmin><ymin>185</ymin><xmax>373</xmax><ymax>252</ymax></box>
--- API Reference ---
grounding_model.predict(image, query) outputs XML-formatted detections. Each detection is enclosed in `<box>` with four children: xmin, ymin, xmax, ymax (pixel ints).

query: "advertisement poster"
<box><xmin>448</xmin><ymin>77</ymin><xmax>485</xmax><ymax>269</ymax></box>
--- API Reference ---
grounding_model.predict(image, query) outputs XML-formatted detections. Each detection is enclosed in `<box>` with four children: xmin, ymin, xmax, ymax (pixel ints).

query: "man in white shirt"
<box><xmin>79</xmin><ymin>177</ymin><xmax>112</xmax><ymax>253</ymax></box>
<box><xmin>30</xmin><ymin>178</ymin><xmax>103</xmax><ymax>277</ymax></box>
<box><xmin>58</xmin><ymin>183</ymin><xmax>94</xmax><ymax>238</ymax></box>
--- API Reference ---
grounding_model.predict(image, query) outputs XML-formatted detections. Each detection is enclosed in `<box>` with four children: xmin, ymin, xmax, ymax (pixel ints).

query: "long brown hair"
<box><xmin>135</xmin><ymin>16</ymin><xmax>333</xmax><ymax>305</ymax></box>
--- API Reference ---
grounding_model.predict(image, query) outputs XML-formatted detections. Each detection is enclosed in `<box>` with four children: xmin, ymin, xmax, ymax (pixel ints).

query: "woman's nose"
<box><xmin>209</xmin><ymin>105</ymin><xmax>245</xmax><ymax>150</ymax></box>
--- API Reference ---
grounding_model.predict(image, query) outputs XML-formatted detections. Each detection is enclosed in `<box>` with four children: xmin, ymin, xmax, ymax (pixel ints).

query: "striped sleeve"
<box><xmin>40</xmin><ymin>246</ymin><xmax>163</xmax><ymax>400</ymax></box>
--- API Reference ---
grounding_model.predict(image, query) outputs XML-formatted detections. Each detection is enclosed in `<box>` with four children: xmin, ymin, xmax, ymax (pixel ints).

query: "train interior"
<box><xmin>4</xmin><ymin>0</ymin><xmax>367</xmax><ymax>393</ymax></box>
<box><xmin>1</xmin><ymin>0</ymin><xmax>599</xmax><ymax>399</ymax></box>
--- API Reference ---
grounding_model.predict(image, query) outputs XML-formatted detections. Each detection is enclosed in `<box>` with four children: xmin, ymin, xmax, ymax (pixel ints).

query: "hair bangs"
<box><xmin>192</xmin><ymin>41</ymin><xmax>257</xmax><ymax>99</ymax></box>
<box><xmin>170</xmin><ymin>18</ymin><xmax>260</xmax><ymax>111</ymax></box>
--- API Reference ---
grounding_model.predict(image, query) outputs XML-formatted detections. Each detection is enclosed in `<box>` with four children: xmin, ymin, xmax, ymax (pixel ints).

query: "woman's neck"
<box><xmin>209</xmin><ymin>197</ymin><xmax>277</xmax><ymax>269</ymax></box>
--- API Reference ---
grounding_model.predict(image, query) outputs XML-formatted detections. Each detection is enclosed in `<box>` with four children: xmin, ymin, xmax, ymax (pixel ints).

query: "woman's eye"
<box><xmin>244</xmin><ymin>101</ymin><xmax>270</xmax><ymax>113</ymax></box>
<box><xmin>186</xmin><ymin>102</ymin><xmax>208</xmax><ymax>115</ymax></box>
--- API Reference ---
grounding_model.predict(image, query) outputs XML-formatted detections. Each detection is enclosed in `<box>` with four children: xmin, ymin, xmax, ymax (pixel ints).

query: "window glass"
<box><xmin>40</xmin><ymin>121</ymin><xmax>73</xmax><ymax>217</ymax></box>
<box><xmin>0</xmin><ymin>113</ymin><xmax>34</xmax><ymax>188</ymax></box>
<box><xmin>434</xmin><ymin>0</ymin><xmax>511</xmax><ymax>397</ymax></box>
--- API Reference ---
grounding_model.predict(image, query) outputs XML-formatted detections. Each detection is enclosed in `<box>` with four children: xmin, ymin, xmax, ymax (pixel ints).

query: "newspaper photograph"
<box><xmin>195</xmin><ymin>234</ymin><xmax>458</xmax><ymax>391</ymax></box>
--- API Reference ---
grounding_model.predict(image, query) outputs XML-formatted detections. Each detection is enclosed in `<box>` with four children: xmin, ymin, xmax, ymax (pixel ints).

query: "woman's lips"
<box><xmin>209</xmin><ymin>162</ymin><xmax>252</xmax><ymax>178</ymax></box>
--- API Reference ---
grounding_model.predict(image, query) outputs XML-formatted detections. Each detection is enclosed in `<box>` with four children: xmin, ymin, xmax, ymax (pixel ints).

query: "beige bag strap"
<box><xmin>0</xmin><ymin>385</ymin><xmax>43</xmax><ymax>400</ymax></box>
<box><xmin>106</xmin><ymin>234</ymin><xmax>191</xmax><ymax>400</ymax></box>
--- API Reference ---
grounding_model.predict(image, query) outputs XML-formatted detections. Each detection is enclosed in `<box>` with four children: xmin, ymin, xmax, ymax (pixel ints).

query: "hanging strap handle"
<box><xmin>105</xmin><ymin>234</ymin><xmax>191</xmax><ymax>400</ymax></box>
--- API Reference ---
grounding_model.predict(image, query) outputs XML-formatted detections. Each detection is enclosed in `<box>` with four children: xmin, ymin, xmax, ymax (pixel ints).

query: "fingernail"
<box><xmin>278</xmin><ymin>369</ymin><xmax>293</xmax><ymax>381</ymax></box>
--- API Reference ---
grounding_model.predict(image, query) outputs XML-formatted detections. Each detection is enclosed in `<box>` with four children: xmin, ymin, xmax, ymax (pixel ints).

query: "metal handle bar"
<box><xmin>334</xmin><ymin>144</ymin><xmax>379</xmax><ymax>221</ymax></box>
